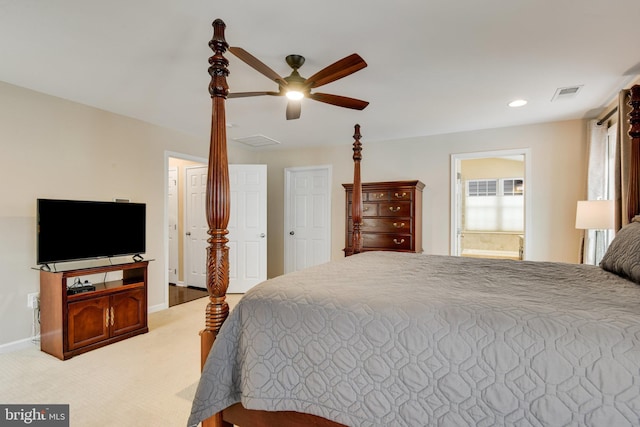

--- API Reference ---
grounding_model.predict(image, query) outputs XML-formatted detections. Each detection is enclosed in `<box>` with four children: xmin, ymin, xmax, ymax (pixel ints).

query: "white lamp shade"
<box><xmin>575</xmin><ymin>200</ymin><xmax>615</xmax><ymax>230</ymax></box>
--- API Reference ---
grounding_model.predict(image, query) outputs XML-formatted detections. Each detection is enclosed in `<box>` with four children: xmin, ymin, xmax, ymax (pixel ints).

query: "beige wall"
<box><xmin>461</xmin><ymin>157</ymin><xmax>524</xmax><ymax>180</ymax></box>
<box><xmin>0</xmin><ymin>81</ymin><xmax>257</xmax><ymax>347</ymax></box>
<box><xmin>0</xmin><ymin>79</ymin><xmax>588</xmax><ymax>348</ymax></box>
<box><xmin>257</xmin><ymin>119</ymin><xmax>587</xmax><ymax>277</ymax></box>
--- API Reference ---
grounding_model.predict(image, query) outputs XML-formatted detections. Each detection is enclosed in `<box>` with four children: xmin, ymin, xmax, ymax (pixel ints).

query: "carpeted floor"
<box><xmin>0</xmin><ymin>294</ymin><xmax>242</xmax><ymax>427</ymax></box>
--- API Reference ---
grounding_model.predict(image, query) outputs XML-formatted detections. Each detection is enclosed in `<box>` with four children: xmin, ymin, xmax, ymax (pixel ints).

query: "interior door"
<box><xmin>167</xmin><ymin>167</ymin><xmax>178</xmax><ymax>284</ymax></box>
<box><xmin>185</xmin><ymin>166</ymin><xmax>208</xmax><ymax>288</ymax></box>
<box><xmin>185</xmin><ymin>165</ymin><xmax>267</xmax><ymax>292</ymax></box>
<box><xmin>227</xmin><ymin>165</ymin><xmax>267</xmax><ymax>293</ymax></box>
<box><xmin>284</xmin><ymin>166</ymin><xmax>332</xmax><ymax>273</ymax></box>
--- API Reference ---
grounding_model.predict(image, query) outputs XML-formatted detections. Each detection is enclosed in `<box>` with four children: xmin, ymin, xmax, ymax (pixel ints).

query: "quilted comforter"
<box><xmin>188</xmin><ymin>252</ymin><xmax>640</xmax><ymax>426</ymax></box>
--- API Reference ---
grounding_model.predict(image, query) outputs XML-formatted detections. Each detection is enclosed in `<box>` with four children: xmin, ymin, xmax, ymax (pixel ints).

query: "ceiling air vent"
<box><xmin>551</xmin><ymin>85</ymin><xmax>583</xmax><ymax>101</ymax></box>
<box><xmin>232</xmin><ymin>134</ymin><xmax>281</xmax><ymax>148</ymax></box>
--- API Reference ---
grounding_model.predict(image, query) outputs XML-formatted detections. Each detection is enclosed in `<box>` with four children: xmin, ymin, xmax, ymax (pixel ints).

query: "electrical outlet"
<box><xmin>27</xmin><ymin>292</ymin><xmax>39</xmax><ymax>309</ymax></box>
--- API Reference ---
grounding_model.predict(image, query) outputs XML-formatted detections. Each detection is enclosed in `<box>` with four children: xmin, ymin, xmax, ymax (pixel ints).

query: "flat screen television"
<box><xmin>37</xmin><ymin>198</ymin><xmax>146</xmax><ymax>265</ymax></box>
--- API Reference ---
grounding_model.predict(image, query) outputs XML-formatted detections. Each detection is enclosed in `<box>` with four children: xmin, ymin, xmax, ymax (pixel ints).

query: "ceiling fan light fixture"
<box><xmin>286</xmin><ymin>90</ymin><xmax>304</xmax><ymax>100</ymax></box>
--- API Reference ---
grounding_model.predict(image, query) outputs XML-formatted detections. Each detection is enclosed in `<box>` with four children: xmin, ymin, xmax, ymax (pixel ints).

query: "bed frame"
<box><xmin>200</xmin><ymin>18</ymin><xmax>640</xmax><ymax>427</ymax></box>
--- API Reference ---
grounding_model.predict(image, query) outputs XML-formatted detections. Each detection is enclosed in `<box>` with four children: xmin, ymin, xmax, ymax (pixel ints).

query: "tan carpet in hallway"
<box><xmin>0</xmin><ymin>294</ymin><xmax>243</xmax><ymax>427</ymax></box>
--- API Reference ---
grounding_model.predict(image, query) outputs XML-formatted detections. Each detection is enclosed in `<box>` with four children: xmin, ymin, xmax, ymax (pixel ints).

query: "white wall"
<box><xmin>0</xmin><ymin>81</ymin><xmax>257</xmax><ymax>348</ymax></box>
<box><xmin>257</xmin><ymin>119</ymin><xmax>588</xmax><ymax>277</ymax></box>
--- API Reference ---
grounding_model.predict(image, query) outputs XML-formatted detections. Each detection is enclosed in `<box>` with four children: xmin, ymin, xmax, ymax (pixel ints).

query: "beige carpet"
<box><xmin>0</xmin><ymin>294</ymin><xmax>243</xmax><ymax>427</ymax></box>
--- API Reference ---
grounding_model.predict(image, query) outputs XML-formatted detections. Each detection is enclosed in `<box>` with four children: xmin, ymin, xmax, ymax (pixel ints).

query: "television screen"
<box><xmin>37</xmin><ymin>199</ymin><xmax>146</xmax><ymax>264</ymax></box>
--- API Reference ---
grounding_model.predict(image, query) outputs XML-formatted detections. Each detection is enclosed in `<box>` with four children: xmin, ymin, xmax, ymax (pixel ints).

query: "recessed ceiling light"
<box><xmin>508</xmin><ymin>99</ymin><xmax>528</xmax><ymax>108</ymax></box>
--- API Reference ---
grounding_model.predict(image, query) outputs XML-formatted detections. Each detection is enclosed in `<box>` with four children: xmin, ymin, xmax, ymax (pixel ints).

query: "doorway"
<box><xmin>284</xmin><ymin>165</ymin><xmax>332</xmax><ymax>273</ymax></box>
<box><xmin>451</xmin><ymin>149</ymin><xmax>531</xmax><ymax>260</ymax></box>
<box><xmin>166</xmin><ymin>155</ymin><xmax>208</xmax><ymax>307</ymax></box>
<box><xmin>166</xmin><ymin>155</ymin><xmax>268</xmax><ymax>306</ymax></box>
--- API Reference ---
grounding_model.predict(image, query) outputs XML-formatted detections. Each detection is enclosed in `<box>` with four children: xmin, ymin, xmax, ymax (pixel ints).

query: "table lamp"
<box><xmin>575</xmin><ymin>200</ymin><xmax>615</xmax><ymax>264</ymax></box>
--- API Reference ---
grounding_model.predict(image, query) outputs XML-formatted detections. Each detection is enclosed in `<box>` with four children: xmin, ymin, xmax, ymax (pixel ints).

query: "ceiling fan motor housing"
<box><xmin>285</xmin><ymin>54</ymin><xmax>305</xmax><ymax>70</ymax></box>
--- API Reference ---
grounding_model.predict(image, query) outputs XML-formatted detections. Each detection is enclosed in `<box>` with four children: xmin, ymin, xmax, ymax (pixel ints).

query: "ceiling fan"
<box><xmin>228</xmin><ymin>47</ymin><xmax>369</xmax><ymax>120</ymax></box>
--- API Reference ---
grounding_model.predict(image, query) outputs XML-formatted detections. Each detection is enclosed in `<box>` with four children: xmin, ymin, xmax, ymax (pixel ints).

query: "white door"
<box><xmin>185</xmin><ymin>166</ymin><xmax>209</xmax><ymax>288</ymax></box>
<box><xmin>185</xmin><ymin>165</ymin><xmax>267</xmax><ymax>291</ymax></box>
<box><xmin>228</xmin><ymin>165</ymin><xmax>267</xmax><ymax>293</ymax></box>
<box><xmin>168</xmin><ymin>167</ymin><xmax>179</xmax><ymax>284</ymax></box>
<box><xmin>284</xmin><ymin>166</ymin><xmax>332</xmax><ymax>273</ymax></box>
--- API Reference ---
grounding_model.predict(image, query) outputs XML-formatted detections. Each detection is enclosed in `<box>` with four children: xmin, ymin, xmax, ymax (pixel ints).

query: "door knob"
<box><xmin>260</xmin><ymin>233</ymin><xmax>266</xmax><ymax>238</ymax></box>
<box><xmin>186</xmin><ymin>232</ymin><xmax>191</xmax><ymax>236</ymax></box>
<box><xmin>289</xmin><ymin>231</ymin><xmax>295</xmax><ymax>235</ymax></box>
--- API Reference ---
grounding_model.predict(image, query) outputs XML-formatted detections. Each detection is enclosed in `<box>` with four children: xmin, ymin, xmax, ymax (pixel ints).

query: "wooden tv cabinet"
<box><xmin>39</xmin><ymin>261</ymin><xmax>149</xmax><ymax>360</ymax></box>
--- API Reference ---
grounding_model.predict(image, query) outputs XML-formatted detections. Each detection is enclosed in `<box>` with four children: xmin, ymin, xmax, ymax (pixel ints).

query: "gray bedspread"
<box><xmin>188</xmin><ymin>252</ymin><xmax>640</xmax><ymax>426</ymax></box>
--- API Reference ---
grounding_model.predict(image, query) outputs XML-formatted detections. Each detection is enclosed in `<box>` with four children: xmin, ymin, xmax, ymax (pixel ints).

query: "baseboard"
<box><xmin>0</xmin><ymin>336</ymin><xmax>39</xmax><ymax>354</ymax></box>
<box><xmin>148</xmin><ymin>302</ymin><xmax>167</xmax><ymax>313</ymax></box>
<box><xmin>2</xmin><ymin>303</ymin><xmax>173</xmax><ymax>353</ymax></box>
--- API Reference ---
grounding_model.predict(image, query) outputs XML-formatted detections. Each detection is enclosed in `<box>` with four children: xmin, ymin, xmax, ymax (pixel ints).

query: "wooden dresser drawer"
<box><xmin>379</xmin><ymin>201</ymin><xmax>412</xmax><ymax>217</ymax></box>
<box><xmin>348</xmin><ymin>218</ymin><xmax>412</xmax><ymax>233</ymax></box>
<box><xmin>365</xmin><ymin>191</ymin><xmax>389</xmax><ymax>201</ymax></box>
<box><xmin>348</xmin><ymin>202</ymin><xmax>380</xmax><ymax>217</ymax></box>
<box><xmin>349</xmin><ymin>233</ymin><xmax>413</xmax><ymax>250</ymax></box>
<box><xmin>390</xmin><ymin>190</ymin><xmax>413</xmax><ymax>201</ymax></box>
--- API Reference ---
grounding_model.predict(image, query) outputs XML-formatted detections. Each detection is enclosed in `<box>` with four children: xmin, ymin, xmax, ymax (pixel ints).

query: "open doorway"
<box><xmin>165</xmin><ymin>153</ymin><xmax>268</xmax><ymax>307</ymax></box>
<box><xmin>451</xmin><ymin>149</ymin><xmax>531</xmax><ymax>260</ymax></box>
<box><xmin>167</xmin><ymin>154</ymin><xmax>208</xmax><ymax>307</ymax></box>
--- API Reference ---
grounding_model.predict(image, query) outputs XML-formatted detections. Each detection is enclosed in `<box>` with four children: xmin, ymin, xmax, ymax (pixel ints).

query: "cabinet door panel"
<box><xmin>111</xmin><ymin>288</ymin><xmax>146</xmax><ymax>336</ymax></box>
<box><xmin>67</xmin><ymin>296</ymin><xmax>110</xmax><ymax>350</ymax></box>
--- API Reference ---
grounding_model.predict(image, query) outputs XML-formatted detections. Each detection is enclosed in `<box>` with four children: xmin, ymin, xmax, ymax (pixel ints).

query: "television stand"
<box><xmin>39</xmin><ymin>261</ymin><xmax>149</xmax><ymax>360</ymax></box>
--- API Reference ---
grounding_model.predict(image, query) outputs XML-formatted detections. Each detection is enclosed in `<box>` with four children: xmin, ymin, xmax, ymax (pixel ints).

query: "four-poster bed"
<box><xmin>190</xmin><ymin>19</ymin><xmax>640</xmax><ymax>427</ymax></box>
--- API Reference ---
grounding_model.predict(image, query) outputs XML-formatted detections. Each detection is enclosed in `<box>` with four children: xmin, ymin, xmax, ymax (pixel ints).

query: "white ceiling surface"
<box><xmin>1</xmin><ymin>0</ymin><xmax>639</xmax><ymax>149</ymax></box>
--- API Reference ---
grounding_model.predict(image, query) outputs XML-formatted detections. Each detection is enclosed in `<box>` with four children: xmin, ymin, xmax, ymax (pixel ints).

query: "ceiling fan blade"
<box><xmin>229</xmin><ymin>47</ymin><xmax>287</xmax><ymax>86</ymax></box>
<box><xmin>304</xmin><ymin>54</ymin><xmax>367</xmax><ymax>89</ymax></box>
<box><xmin>309</xmin><ymin>93</ymin><xmax>369</xmax><ymax>110</ymax></box>
<box><xmin>286</xmin><ymin>101</ymin><xmax>301</xmax><ymax>120</ymax></box>
<box><xmin>228</xmin><ymin>91</ymin><xmax>280</xmax><ymax>99</ymax></box>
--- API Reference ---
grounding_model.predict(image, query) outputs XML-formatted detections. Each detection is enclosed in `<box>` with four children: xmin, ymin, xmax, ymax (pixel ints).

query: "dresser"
<box><xmin>343</xmin><ymin>180</ymin><xmax>424</xmax><ymax>254</ymax></box>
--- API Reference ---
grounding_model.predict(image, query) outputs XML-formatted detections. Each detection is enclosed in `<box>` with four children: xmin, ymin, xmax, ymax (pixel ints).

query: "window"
<box><xmin>502</xmin><ymin>178</ymin><xmax>524</xmax><ymax>196</ymax></box>
<box><xmin>465</xmin><ymin>177</ymin><xmax>524</xmax><ymax>231</ymax></box>
<box><xmin>467</xmin><ymin>179</ymin><xmax>497</xmax><ymax>196</ymax></box>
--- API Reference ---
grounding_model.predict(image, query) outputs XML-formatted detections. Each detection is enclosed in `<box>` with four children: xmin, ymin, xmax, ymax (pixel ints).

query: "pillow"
<box><xmin>600</xmin><ymin>221</ymin><xmax>640</xmax><ymax>284</ymax></box>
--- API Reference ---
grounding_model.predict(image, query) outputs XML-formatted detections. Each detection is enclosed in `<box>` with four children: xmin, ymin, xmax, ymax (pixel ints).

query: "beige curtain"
<box><xmin>615</xmin><ymin>89</ymin><xmax>632</xmax><ymax>230</ymax></box>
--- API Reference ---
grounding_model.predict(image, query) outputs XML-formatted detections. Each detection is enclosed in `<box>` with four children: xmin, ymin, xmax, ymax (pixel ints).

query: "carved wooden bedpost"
<box><xmin>201</xmin><ymin>18</ymin><xmax>230</xmax><ymax>367</ymax></box>
<box><xmin>628</xmin><ymin>84</ymin><xmax>640</xmax><ymax>222</ymax></box>
<box><xmin>350</xmin><ymin>124</ymin><xmax>364</xmax><ymax>254</ymax></box>
<box><xmin>201</xmin><ymin>19</ymin><xmax>232</xmax><ymax>427</ymax></box>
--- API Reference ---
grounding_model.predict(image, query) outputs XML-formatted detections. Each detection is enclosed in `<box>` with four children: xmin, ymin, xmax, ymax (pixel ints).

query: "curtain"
<box><xmin>583</xmin><ymin>87</ymin><xmax>639</xmax><ymax>264</ymax></box>
<box><xmin>615</xmin><ymin>88</ymin><xmax>632</xmax><ymax>231</ymax></box>
<box><xmin>582</xmin><ymin>120</ymin><xmax>609</xmax><ymax>264</ymax></box>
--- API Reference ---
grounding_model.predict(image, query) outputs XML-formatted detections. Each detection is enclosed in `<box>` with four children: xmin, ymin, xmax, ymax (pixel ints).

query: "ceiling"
<box><xmin>1</xmin><ymin>0</ymin><xmax>639</xmax><ymax>149</ymax></box>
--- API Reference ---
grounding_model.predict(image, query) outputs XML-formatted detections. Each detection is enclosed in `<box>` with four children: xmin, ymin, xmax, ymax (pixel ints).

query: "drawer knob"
<box><xmin>375</xmin><ymin>193</ymin><xmax>385</xmax><ymax>199</ymax></box>
<box><xmin>389</xmin><ymin>206</ymin><xmax>401</xmax><ymax>212</ymax></box>
<box><xmin>394</xmin><ymin>192</ymin><xmax>407</xmax><ymax>198</ymax></box>
<box><xmin>393</xmin><ymin>222</ymin><xmax>405</xmax><ymax>228</ymax></box>
<box><xmin>363</xmin><ymin>206</ymin><xmax>369</xmax><ymax>211</ymax></box>
<box><xmin>393</xmin><ymin>238</ymin><xmax>405</xmax><ymax>245</ymax></box>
